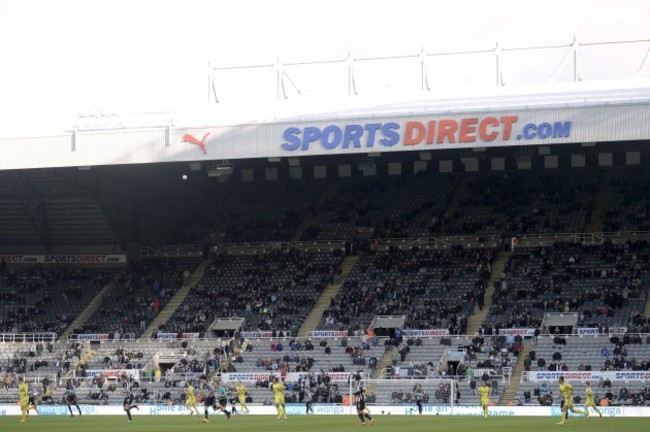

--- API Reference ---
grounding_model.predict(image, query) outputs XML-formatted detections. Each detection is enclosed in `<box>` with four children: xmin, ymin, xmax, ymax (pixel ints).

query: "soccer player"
<box><xmin>353</xmin><ymin>374</ymin><xmax>374</xmax><ymax>426</ymax></box>
<box><xmin>199</xmin><ymin>375</ymin><xmax>216</xmax><ymax>423</ymax></box>
<box><xmin>18</xmin><ymin>376</ymin><xmax>29</xmax><ymax>423</ymax></box>
<box><xmin>583</xmin><ymin>382</ymin><xmax>602</xmax><ymax>419</ymax></box>
<box><xmin>272</xmin><ymin>377</ymin><xmax>287</xmax><ymax>420</ymax></box>
<box><xmin>557</xmin><ymin>376</ymin><xmax>585</xmax><ymax>425</ymax></box>
<box><xmin>304</xmin><ymin>387</ymin><xmax>314</xmax><ymax>415</ymax></box>
<box><xmin>236</xmin><ymin>381</ymin><xmax>249</xmax><ymax>415</ymax></box>
<box><xmin>64</xmin><ymin>379</ymin><xmax>82</xmax><ymax>417</ymax></box>
<box><xmin>479</xmin><ymin>381</ymin><xmax>490</xmax><ymax>418</ymax></box>
<box><xmin>121</xmin><ymin>374</ymin><xmax>140</xmax><ymax>422</ymax></box>
<box><xmin>227</xmin><ymin>383</ymin><xmax>238</xmax><ymax>415</ymax></box>
<box><xmin>413</xmin><ymin>383</ymin><xmax>425</xmax><ymax>415</ymax></box>
<box><xmin>215</xmin><ymin>380</ymin><xmax>232</xmax><ymax>419</ymax></box>
<box><xmin>185</xmin><ymin>380</ymin><xmax>200</xmax><ymax>415</ymax></box>
<box><xmin>27</xmin><ymin>386</ymin><xmax>39</xmax><ymax>416</ymax></box>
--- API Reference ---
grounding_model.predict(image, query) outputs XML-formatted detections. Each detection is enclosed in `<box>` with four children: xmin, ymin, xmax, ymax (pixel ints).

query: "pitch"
<box><xmin>1</xmin><ymin>414</ymin><xmax>640</xmax><ymax>432</ymax></box>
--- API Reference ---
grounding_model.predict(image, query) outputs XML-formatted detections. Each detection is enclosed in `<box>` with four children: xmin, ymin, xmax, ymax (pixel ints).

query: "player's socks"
<box><xmin>126</xmin><ymin>409</ymin><xmax>132</xmax><ymax>421</ymax></box>
<box><xmin>358</xmin><ymin>413</ymin><xmax>365</xmax><ymax>423</ymax></box>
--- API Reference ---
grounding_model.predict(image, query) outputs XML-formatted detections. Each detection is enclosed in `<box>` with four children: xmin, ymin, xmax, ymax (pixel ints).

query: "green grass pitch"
<box><xmin>1</xmin><ymin>414</ymin><xmax>643</xmax><ymax>432</ymax></box>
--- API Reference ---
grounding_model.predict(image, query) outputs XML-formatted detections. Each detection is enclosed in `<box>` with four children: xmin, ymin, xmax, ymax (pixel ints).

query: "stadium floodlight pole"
<box><xmin>419</xmin><ymin>47</ymin><xmax>430</xmax><ymax>92</ymax></box>
<box><xmin>635</xmin><ymin>39</ymin><xmax>650</xmax><ymax>77</ymax></box>
<box><xmin>548</xmin><ymin>36</ymin><xmax>580</xmax><ymax>83</ymax></box>
<box><xmin>495</xmin><ymin>41</ymin><xmax>504</xmax><ymax>87</ymax></box>
<box><xmin>347</xmin><ymin>52</ymin><xmax>358</xmax><ymax>96</ymax></box>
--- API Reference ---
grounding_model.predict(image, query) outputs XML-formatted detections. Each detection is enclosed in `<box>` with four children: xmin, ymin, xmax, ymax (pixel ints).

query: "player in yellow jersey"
<box><xmin>557</xmin><ymin>376</ymin><xmax>585</xmax><ymax>425</ymax></box>
<box><xmin>272</xmin><ymin>377</ymin><xmax>287</xmax><ymax>419</ymax></box>
<box><xmin>583</xmin><ymin>382</ymin><xmax>602</xmax><ymax>419</ymax></box>
<box><xmin>236</xmin><ymin>382</ymin><xmax>249</xmax><ymax>414</ymax></box>
<box><xmin>479</xmin><ymin>381</ymin><xmax>490</xmax><ymax>418</ymax></box>
<box><xmin>18</xmin><ymin>376</ymin><xmax>29</xmax><ymax>423</ymax></box>
<box><xmin>185</xmin><ymin>380</ymin><xmax>200</xmax><ymax>415</ymax></box>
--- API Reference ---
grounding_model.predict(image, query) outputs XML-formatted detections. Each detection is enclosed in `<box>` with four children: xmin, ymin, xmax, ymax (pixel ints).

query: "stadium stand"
<box><xmin>443</xmin><ymin>169</ymin><xmax>598</xmax><ymax>236</ymax></box>
<box><xmin>0</xmin><ymin>267</ymin><xmax>116</xmax><ymax>334</ymax></box>
<box><xmin>74</xmin><ymin>257</ymin><xmax>202</xmax><ymax>338</ymax></box>
<box><xmin>481</xmin><ymin>240</ymin><xmax>650</xmax><ymax>332</ymax></box>
<box><xmin>318</xmin><ymin>245</ymin><xmax>494</xmax><ymax>334</ymax></box>
<box><xmin>301</xmin><ymin>173</ymin><xmax>456</xmax><ymax>241</ymax></box>
<box><xmin>156</xmin><ymin>249</ymin><xmax>343</xmax><ymax>337</ymax></box>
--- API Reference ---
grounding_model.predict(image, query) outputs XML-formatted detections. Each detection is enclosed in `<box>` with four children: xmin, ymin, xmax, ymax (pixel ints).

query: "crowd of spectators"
<box><xmin>158</xmin><ymin>249</ymin><xmax>341</xmax><ymax>337</ymax></box>
<box><xmin>322</xmin><ymin>245</ymin><xmax>493</xmax><ymax>334</ymax></box>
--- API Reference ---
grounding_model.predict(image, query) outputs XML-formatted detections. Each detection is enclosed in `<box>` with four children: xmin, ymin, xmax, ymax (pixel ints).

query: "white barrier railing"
<box><xmin>0</xmin><ymin>332</ymin><xmax>57</xmax><ymax>343</ymax></box>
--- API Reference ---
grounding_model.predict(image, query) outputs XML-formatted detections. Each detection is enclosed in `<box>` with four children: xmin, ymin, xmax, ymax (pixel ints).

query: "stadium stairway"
<box><xmin>464</xmin><ymin>249</ymin><xmax>511</xmax><ymax>335</ymax></box>
<box><xmin>370</xmin><ymin>347</ymin><xmax>395</xmax><ymax>379</ymax></box>
<box><xmin>438</xmin><ymin>175</ymin><xmax>467</xmax><ymax>234</ymax></box>
<box><xmin>58</xmin><ymin>277</ymin><xmax>120</xmax><ymax>342</ymax></box>
<box><xmin>139</xmin><ymin>259</ymin><xmax>212</xmax><ymax>340</ymax></box>
<box><xmin>297</xmin><ymin>254</ymin><xmax>359</xmax><ymax>336</ymax></box>
<box><xmin>498</xmin><ymin>341</ymin><xmax>532</xmax><ymax>405</ymax></box>
<box><xmin>584</xmin><ymin>169</ymin><xmax>612</xmax><ymax>233</ymax></box>
<box><xmin>644</xmin><ymin>286</ymin><xmax>650</xmax><ymax>319</ymax></box>
<box><xmin>289</xmin><ymin>183</ymin><xmax>337</xmax><ymax>242</ymax></box>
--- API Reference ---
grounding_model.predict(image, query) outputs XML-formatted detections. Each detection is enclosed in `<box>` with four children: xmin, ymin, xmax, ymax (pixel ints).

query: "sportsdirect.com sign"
<box><xmin>281</xmin><ymin>115</ymin><xmax>572</xmax><ymax>152</ymax></box>
<box><xmin>0</xmin><ymin>254</ymin><xmax>126</xmax><ymax>265</ymax></box>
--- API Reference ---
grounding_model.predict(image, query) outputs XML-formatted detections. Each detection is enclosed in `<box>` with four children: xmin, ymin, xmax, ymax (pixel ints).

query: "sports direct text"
<box><xmin>281</xmin><ymin>116</ymin><xmax>572</xmax><ymax>152</ymax></box>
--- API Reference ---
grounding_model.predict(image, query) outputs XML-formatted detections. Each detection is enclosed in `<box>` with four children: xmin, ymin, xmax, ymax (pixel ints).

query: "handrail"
<box><xmin>140</xmin><ymin>230</ymin><xmax>650</xmax><ymax>257</ymax></box>
<box><xmin>0</xmin><ymin>332</ymin><xmax>57</xmax><ymax>343</ymax></box>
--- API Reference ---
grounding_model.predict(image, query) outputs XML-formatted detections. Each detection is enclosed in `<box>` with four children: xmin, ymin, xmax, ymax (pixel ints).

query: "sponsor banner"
<box><xmin>68</xmin><ymin>334</ymin><xmax>109</xmax><ymax>341</ymax></box>
<box><xmin>0</xmin><ymin>403</ymin><xmax>644</xmax><ymax>417</ymax></box>
<box><xmin>240</xmin><ymin>331</ymin><xmax>274</xmax><ymax>339</ymax></box>
<box><xmin>608</xmin><ymin>327</ymin><xmax>628</xmax><ymax>335</ymax></box>
<box><xmin>576</xmin><ymin>328</ymin><xmax>600</xmax><ymax>335</ymax></box>
<box><xmin>156</xmin><ymin>332</ymin><xmax>201</xmax><ymax>340</ymax></box>
<box><xmin>528</xmin><ymin>370</ymin><xmax>650</xmax><ymax>382</ymax></box>
<box><xmin>68</xmin><ymin>333</ymin><xmax>135</xmax><ymax>341</ymax></box>
<box><xmin>472</xmin><ymin>368</ymin><xmax>498</xmax><ymax>377</ymax></box>
<box><xmin>4</xmin><ymin>101</ymin><xmax>650</xmax><ymax>171</ymax></box>
<box><xmin>0</xmin><ymin>254</ymin><xmax>126</xmax><ymax>265</ymax></box>
<box><xmin>221</xmin><ymin>372</ymin><xmax>279</xmax><ymax>383</ymax></box>
<box><xmin>528</xmin><ymin>371</ymin><xmax>595</xmax><ymax>382</ymax></box>
<box><xmin>86</xmin><ymin>369</ymin><xmax>140</xmax><ymax>381</ymax></box>
<box><xmin>403</xmin><ymin>329</ymin><xmax>450</xmax><ymax>337</ymax></box>
<box><xmin>309</xmin><ymin>330</ymin><xmax>348</xmax><ymax>338</ymax></box>
<box><xmin>498</xmin><ymin>328</ymin><xmax>536</xmax><ymax>336</ymax></box>
<box><xmin>607</xmin><ymin>371</ymin><xmax>650</xmax><ymax>381</ymax></box>
<box><xmin>220</xmin><ymin>371</ymin><xmax>355</xmax><ymax>384</ymax></box>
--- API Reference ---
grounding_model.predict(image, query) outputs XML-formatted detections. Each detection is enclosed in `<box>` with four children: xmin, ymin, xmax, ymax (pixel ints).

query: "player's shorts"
<box><xmin>29</xmin><ymin>396</ymin><xmax>36</xmax><ymax>405</ymax></box>
<box><xmin>187</xmin><ymin>397</ymin><xmax>197</xmax><ymax>405</ymax></box>
<box><xmin>204</xmin><ymin>396</ymin><xmax>215</xmax><ymax>407</ymax></box>
<box><xmin>564</xmin><ymin>399</ymin><xmax>574</xmax><ymax>409</ymax></box>
<box><xmin>481</xmin><ymin>398</ymin><xmax>489</xmax><ymax>406</ymax></box>
<box><xmin>356</xmin><ymin>401</ymin><xmax>366</xmax><ymax>411</ymax></box>
<box><xmin>123</xmin><ymin>396</ymin><xmax>134</xmax><ymax>407</ymax></box>
<box><xmin>585</xmin><ymin>399</ymin><xmax>596</xmax><ymax>407</ymax></box>
<box><xmin>274</xmin><ymin>396</ymin><xmax>285</xmax><ymax>405</ymax></box>
<box><xmin>238</xmin><ymin>396</ymin><xmax>246</xmax><ymax>405</ymax></box>
<box><xmin>218</xmin><ymin>398</ymin><xmax>228</xmax><ymax>408</ymax></box>
<box><xmin>67</xmin><ymin>395</ymin><xmax>77</xmax><ymax>404</ymax></box>
<box><xmin>20</xmin><ymin>398</ymin><xmax>29</xmax><ymax>408</ymax></box>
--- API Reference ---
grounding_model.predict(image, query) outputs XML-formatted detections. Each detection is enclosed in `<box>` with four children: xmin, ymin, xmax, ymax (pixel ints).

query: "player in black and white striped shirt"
<box><xmin>199</xmin><ymin>375</ymin><xmax>217</xmax><ymax>423</ymax></box>
<box><xmin>353</xmin><ymin>374</ymin><xmax>374</xmax><ymax>425</ymax></box>
<box><xmin>64</xmin><ymin>379</ymin><xmax>82</xmax><ymax>417</ymax></box>
<box><xmin>121</xmin><ymin>373</ymin><xmax>140</xmax><ymax>422</ymax></box>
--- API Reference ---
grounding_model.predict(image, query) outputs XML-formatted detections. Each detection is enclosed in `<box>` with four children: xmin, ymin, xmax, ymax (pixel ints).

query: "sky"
<box><xmin>0</xmin><ymin>0</ymin><xmax>649</xmax><ymax>135</ymax></box>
